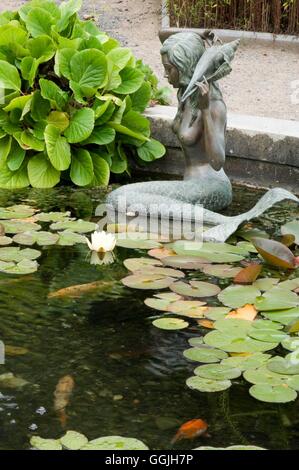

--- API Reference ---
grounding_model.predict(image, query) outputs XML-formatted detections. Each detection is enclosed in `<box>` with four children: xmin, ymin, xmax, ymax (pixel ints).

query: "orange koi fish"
<box><xmin>171</xmin><ymin>419</ymin><xmax>209</xmax><ymax>444</ymax></box>
<box><xmin>54</xmin><ymin>375</ymin><xmax>75</xmax><ymax>428</ymax></box>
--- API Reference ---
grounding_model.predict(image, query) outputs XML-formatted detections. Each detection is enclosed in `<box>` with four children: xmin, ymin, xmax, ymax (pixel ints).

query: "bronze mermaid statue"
<box><xmin>107</xmin><ymin>32</ymin><xmax>298</xmax><ymax>241</ymax></box>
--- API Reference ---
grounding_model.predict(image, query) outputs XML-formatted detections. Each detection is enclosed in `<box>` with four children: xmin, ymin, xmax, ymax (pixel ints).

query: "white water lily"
<box><xmin>90</xmin><ymin>251</ymin><xmax>115</xmax><ymax>266</ymax></box>
<box><xmin>85</xmin><ymin>231</ymin><xmax>116</xmax><ymax>253</ymax></box>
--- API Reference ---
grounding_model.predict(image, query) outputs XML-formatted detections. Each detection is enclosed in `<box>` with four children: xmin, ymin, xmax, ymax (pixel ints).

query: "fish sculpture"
<box><xmin>181</xmin><ymin>39</ymin><xmax>240</xmax><ymax>103</ymax></box>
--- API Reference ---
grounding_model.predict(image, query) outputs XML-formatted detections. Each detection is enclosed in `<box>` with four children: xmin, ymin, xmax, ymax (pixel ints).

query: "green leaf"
<box><xmin>70</xmin><ymin>49</ymin><xmax>107</xmax><ymax>90</ymax></box>
<box><xmin>170</xmin><ymin>280</ymin><xmax>221</xmax><ymax>298</ymax></box>
<box><xmin>81</xmin><ymin>436</ymin><xmax>149</xmax><ymax>451</ymax></box>
<box><xmin>70</xmin><ymin>149</ymin><xmax>94</xmax><ymax>186</ymax></box>
<box><xmin>45</xmin><ymin>124</ymin><xmax>71</xmax><ymax>171</ymax></box>
<box><xmin>186</xmin><ymin>375</ymin><xmax>231</xmax><ymax>392</ymax></box>
<box><xmin>152</xmin><ymin>318</ymin><xmax>189</xmax><ymax>330</ymax></box>
<box><xmin>90</xmin><ymin>153</ymin><xmax>110</xmax><ymax>187</ymax></box>
<box><xmin>31</xmin><ymin>90</ymin><xmax>51</xmax><ymax>121</ymax></box>
<box><xmin>28</xmin><ymin>35</ymin><xmax>55</xmax><ymax>62</ymax></box>
<box><xmin>0</xmin><ymin>60</ymin><xmax>21</xmax><ymax>91</ymax></box>
<box><xmin>20</xmin><ymin>57</ymin><xmax>39</xmax><ymax>87</ymax></box>
<box><xmin>249</xmin><ymin>384</ymin><xmax>297</xmax><ymax>403</ymax></box>
<box><xmin>50</xmin><ymin>219</ymin><xmax>97</xmax><ymax>233</ymax></box>
<box><xmin>107</xmin><ymin>47</ymin><xmax>133</xmax><ymax>70</ymax></box>
<box><xmin>64</xmin><ymin>108</ymin><xmax>94</xmax><ymax>143</ymax></box>
<box><xmin>194</xmin><ymin>364</ymin><xmax>242</xmax><ymax>380</ymax></box>
<box><xmin>47</xmin><ymin>111</ymin><xmax>70</xmax><ymax>132</ymax></box>
<box><xmin>21</xmin><ymin>131</ymin><xmax>45</xmax><ymax>151</ymax></box>
<box><xmin>218</xmin><ymin>285</ymin><xmax>261</xmax><ymax>308</ymax></box>
<box><xmin>184</xmin><ymin>347</ymin><xmax>228</xmax><ymax>364</ymax></box>
<box><xmin>7</xmin><ymin>139</ymin><xmax>26</xmax><ymax>171</ymax></box>
<box><xmin>0</xmin><ymin>136</ymin><xmax>12</xmax><ymax>167</ymax></box>
<box><xmin>0</xmin><ymin>163</ymin><xmax>29</xmax><ymax>189</ymax></box>
<box><xmin>26</xmin><ymin>7</ymin><xmax>55</xmax><ymax>38</ymax></box>
<box><xmin>57</xmin><ymin>0</ymin><xmax>83</xmax><ymax>32</ymax></box>
<box><xmin>83</xmin><ymin>125</ymin><xmax>115</xmax><ymax>145</ymax></box>
<box><xmin>60</xmin><ymin>431</ymin><xmax>88</xmax><ymax>451</ymax></box>
<box><xmin>137</xmin><ymin>139</ymin><xmax>166</xmax><ymax>161</ymax></box>
<box><xmin>131</xmin><ymin>82</ymin><xmax>151</xmax><ymax>112</ymax></box>
<box><xmin>4</xmin><ymin>95</ymin><xmax>32</xmax><ymax>114</ymax></box>
<box><xmin>39</xmin><ymin>78</ymin><xmax>68</xmax><ymax>110</ymax></box>
<box><xmin>55</xmin><ymin>48</ymin><xmax>76</xmax><ymax>79</ymax></box>
<box><xmin>113</xmin><ymin>67</ymin><xmax>144</xmax><ymax>94</ymax></box>
<box><xmin>108</xmin><ymin>123</ymin><xmax>149</xmax><ymax>142</ymax></box>
<box><xmin>30</xmin><ymin>436</ymin><xmax>62</xmax><ymax>451</ymax></box>
<box><xmin>28</xmin><ymin>154</ymin><xmax>60</xmax><ymax>188</ymax></box>
<box><xmin>255</xmin><ymin>287</ymin><xmax>298</xmax><ymax>311</ymax></box>
<box><xmin>0</xmin><ymin>24</ymin><xmax>28</xmax><ymax>47</ymax></box>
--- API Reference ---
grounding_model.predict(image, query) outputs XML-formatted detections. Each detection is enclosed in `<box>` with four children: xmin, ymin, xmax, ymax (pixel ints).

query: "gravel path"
<box><xmin>1</xmin><ymin>0</ymin><xmax>298</xmax><ymax>121</ymax></box>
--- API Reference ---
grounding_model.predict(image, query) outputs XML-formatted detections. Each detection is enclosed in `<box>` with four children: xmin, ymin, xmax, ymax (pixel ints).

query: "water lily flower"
<box><xmin>85</xmin><ymin>231</ymin><xmax>116</xmax><ymax>253</ymax></box>
<box><xmin>90</xmin><ymin>251</ymin><xmax>115</xmax><ymax>266</ymax></box>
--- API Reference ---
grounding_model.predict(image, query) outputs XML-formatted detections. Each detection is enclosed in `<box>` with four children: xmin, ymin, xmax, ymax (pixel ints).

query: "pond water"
<box><xmin>0</xmin><ymin>185</ymin><xmax>298</xmax><ymax>451</ymax></box>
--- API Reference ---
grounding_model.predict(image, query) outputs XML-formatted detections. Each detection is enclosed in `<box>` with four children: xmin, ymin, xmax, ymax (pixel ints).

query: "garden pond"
<box><xmin>0</xmin><ymin>184</ymin><xmax>298</xmax><ymax>450</ymax></box>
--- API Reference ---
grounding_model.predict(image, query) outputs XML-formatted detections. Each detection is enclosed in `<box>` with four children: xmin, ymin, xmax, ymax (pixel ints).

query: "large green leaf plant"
<box><xmin>0</xmin><ymin>0</ymin><xmax>166</xmax><ymax>189</ymax></box>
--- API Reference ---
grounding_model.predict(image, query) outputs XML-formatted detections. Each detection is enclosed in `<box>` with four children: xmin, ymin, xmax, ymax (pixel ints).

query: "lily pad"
<box><xmin>122</xmin><ymin>273</ymin><xmax>176</xmax><ymax>290</ymax></box>
<box><xmin>0</xmin><ymin>236</ymin><xmax>12</xmax><ymax>246</ymax></box>
<box><xmin>218</xmin><ymin>285</ymin><xmax>261</xmax><ymax>308</ymax></box>
<box><xmin>183</xmin><ymin>347</ymin><xmax>228</xmax><ymax>363</ymax></box>
<box><xmin>251</xmin><ymin>320</ymin><xmax>283</xmax><ymax>330</ymax></box>
<box><xmin>57</xmin><ymin>231</ymin><xmax>86</xmax><ymax>246</ymax></box>
<box><xmin>117</xmin><ymin>237</ymin><xmax>161</xmax><ymax>249</ymax></box>
<box><xmin>124</xmin><ymin>257</ymin><xmax>162</xmax><ymax>271</ymax></box>
<box><xmin>278</xmin><ymin>279</ymin><xmax>299</xmax><ymax>291</ymax></box>
<box><xmin>214</xmin><ymin>318</ymin><xmax>252</xmax><ymax>335</ymax></box>
<box><xmin>221</xmin><ymin>353</ymin><xmax>271</xmax><ymax>371</ymax></box>
<box><xmin>267</xmin><ymin>356</ymin><xmax>299</xmax><ymax>375</ymax></box>
<box><xmin>188</xmin><ymin>337</ymin><xmax>205</xmax><ymax>347</ymax></box>
<box><xmin>2</xmin><ymin>259</ymin><xmax>39</xmax><ymax>275</ymax></box>
<box><xmin>167</xmin><ymin>300</ymin><xmax>206</xmax><ymax>314</ymax></box>
<box><xmin>60</xmin><ymin>431</ymin><xmax>88</xmax><ymax>450</ymax></box>
<box><xmin>152</xmin><ymin>318</ymin><xmax>189</xmax><ymax>330</ymax></box>
<box><xmin>204</xmin><ymin>330</ymin><xmax>278</xmax><ymax>353</ymax></box>
<box><xmin>81</xmin><ymin>436</ymin><xmax>149</xmax><ymax>450</ymax></box>
<box><xmin>249</xmin><ymin>329</ymin><xmax>287</xmax><ymax>343</ymax></box>
<box><xmin>194</xmin><ymin>363</ymin><xmax>242</xmax><ymax>380</ymax></box>
<box><xmin>203</xmin><ymin>307</ymin><xmax>231</xmax><ymax>321</ymax></box>
<box><xmin>0</xmin><ymin>205</ymin><xmax>36</xmax><ymax>220</ymax></box>
<box><xmin>30</xmin><ymin>436</ymin><xmax>63</xmax><ymax>451</ymax></box>
<box><xmin>202</xmin><ymin>264</ymin><xmax>241</xmax><ymax>279</ymax></box>
<box><xmin>50</xmin><ymin>220</ymin><xmax>97</xmax><ymax>233</ymax></box>
<box><xmin>253</xmin><ymin>278</ymin><xmax>279</xmax><ymax>291</ymax></box>
<box><xmin>249</xmin><ymin>384</ymin><xmax>297</xmax><ymax>403</ymax></box>
<box><xmin>144</xmin><ymin>297</ymin><xmax>171</xmax><ymax>312</ymax></box>
<box><xmin>13</xmin><ymin>231</ymin><xmax>59</xmax><ymax>246</ymax></box>
<box><xmin>162</xmin><ymin>255</ymin><xmax>208</xmax><ymax>270</ymax></box>
<box><xmin>1</xmin><ymin>220</ymin><xmax>42</xmax><ymax>234</ymax></box>
<box><xmin>186</xmin><ymin>375</ymin><xmax>231</xmax><ymax>392</ymax></box>
<box><xmin>36</xmin><ymin>211</ymin><xmax>72</xmax><ymax>223</ymax></box>
<box><xmin>281</xmin><ymin>336</ymin><xmax>299</xmax><ymax>352</ymax></box>
<box><xmin>173</xmin><ymin>241</ymin><xmax>246</xmax><ymax>263</ymax></box>
<box><xmin>0</xmin><ymin>247</ymin><xmax>41</xmax><ymax>262</ymax></box>
<box><xmin>170</xmin><ymin>281</ymin><xmax>221</xmax><ymax>298</ymax></box>
<box><xmin>244</xmin><ymin>366</ymin><xmax>299</xmax><ymax>386</ymax></box>
<box><xmin>255</xmin><ymin>288</ymin><xmax>298</xmax><ymax>311</ymax></box>
<box><xmin>136</xmin><ymin>266</ymin><xmax>185</xmax><ymax>279</ymax></box>
<box><xmin>155</xmin><ymin>293</ymin><xmax>182</xmax><ymax>301</ymax></box>
<box><xmin>262</xmin><ymin>306</ymin><xmax>298</xmax><ymax>325</ymax></box>
<box><xmin>148</xmin><ymin>247</ymin><xmax>176</xmax><ymax>259</ymax></box>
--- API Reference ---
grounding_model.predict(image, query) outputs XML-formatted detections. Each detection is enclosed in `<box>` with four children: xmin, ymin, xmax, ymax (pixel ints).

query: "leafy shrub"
<box><xmin>0</xmin><ymin>0</ymin><xmax>166</xmax><ymax>189</ymax></box>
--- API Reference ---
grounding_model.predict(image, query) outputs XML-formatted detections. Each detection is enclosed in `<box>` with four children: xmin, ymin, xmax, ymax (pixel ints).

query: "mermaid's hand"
<box><xmin>196</xmin><ymin>78</ymin><xmax>210</xmax><ymax>110</ymax></box>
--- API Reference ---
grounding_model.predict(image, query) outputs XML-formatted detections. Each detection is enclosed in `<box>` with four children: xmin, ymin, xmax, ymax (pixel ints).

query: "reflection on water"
<box><xmin>0</xmin><ymin>186</ymin><xmax>298</xmax><ymax>450</ymax></box>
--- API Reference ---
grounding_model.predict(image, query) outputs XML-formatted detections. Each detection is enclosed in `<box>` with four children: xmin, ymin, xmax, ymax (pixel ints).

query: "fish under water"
<box><xmin>48</xmin><ymin>280</ymin><xmax>116</xmax><ymax>299</ymax></box>
<box><xmin>54</xmin><ymin>375</ymin><xmax>75</xmax><ymax>428</ymax></box>
<box><xmin>171</xmin><ymin>419</ymin><xmax>209</xmax><ymax>444</ymax></box>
